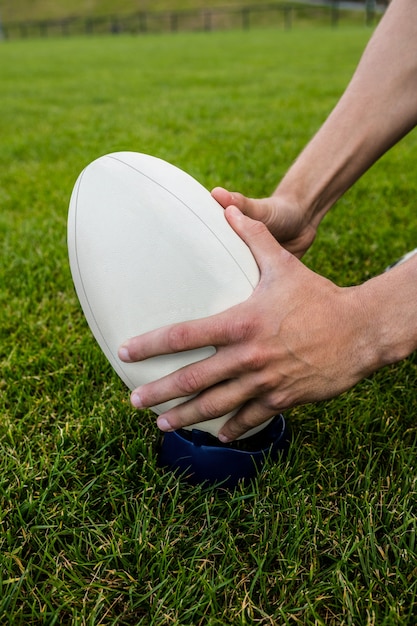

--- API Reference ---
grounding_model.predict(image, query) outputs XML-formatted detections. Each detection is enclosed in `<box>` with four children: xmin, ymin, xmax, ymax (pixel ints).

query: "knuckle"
<box><xmin>248</xmin><ymin>217</ymin><xmax>269</xmax><ymax>238</ymax></box>
<box><xmin>166</xmin><ymin>324</ymin><xmax>190</xmax><ymax>353</ymax></box>
<box><xmin>256</xmin><ymin>371</ymin><xmax>280</xmax><ymax>394</ymax></box>
<box><xmin>229</xmin><ymin>317</ymin><xmax>257</xmax><ymax>343</ymax></box>
<box><xmin>176</xmin><ymin>367</ymin><xmax>205</xmax><ymax>396</ymax></box>
<box><xmin>224</xmin><ymin>421</ymin><xmax>243</xmax><ymax>439</ymax></box>
<box><xmin>197</xmin><ymin>395</ymin><xmax>220</xmax><ymax>420</ymax></box>
<box><xmin>263</xmin><ymin>391</ymin><xmax>289</xmax><ymax>412</ymax></box>
<box><xmin>240</xmin><ymin>347</ymin><xmax>267</xmax><ymax>372</ymax></box>
<box><xmin>236</xmin><ymin>413</ymin><xmax>258</xmax><ymax>430</ymax></box>
<box><xmin>224</xmin><ymin>412</ymin><xmax>261</xmax><ymax>439</ymax></box>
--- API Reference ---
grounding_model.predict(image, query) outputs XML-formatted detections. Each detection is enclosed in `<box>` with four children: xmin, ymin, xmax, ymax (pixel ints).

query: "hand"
<box><xmin>119</xmin><ymin>206</ymin><xmax>378</xmax><ymax>442</ymax></box>
<box><xmin>211</xmin><ymin>187</ymin><xmax>318</xmax><ymax>258</ymax></box>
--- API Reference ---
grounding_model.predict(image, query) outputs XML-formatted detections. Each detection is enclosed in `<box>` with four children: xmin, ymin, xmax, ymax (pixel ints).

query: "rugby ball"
<box><xmin>68</xmin><ymin>152</ymin><xmax>263</xmax><ymax>438</ymax></box>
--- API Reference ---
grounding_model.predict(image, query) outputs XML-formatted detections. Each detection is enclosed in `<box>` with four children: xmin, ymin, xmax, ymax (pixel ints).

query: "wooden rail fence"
<box><xmin>1</xmin><ymin>3</ymin><xmax>382</xmax><ymax>40</ymax></box>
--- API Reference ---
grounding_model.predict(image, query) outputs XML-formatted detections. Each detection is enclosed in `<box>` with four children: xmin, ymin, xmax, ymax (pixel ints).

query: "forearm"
<box><xmin>359</xmin><ymin>254</ymin><xmax>417</xmax><ymax>371</ymax></box>
<box><xmin>276</xmin><ymin>0</ymin><xmax>417</xmax><ymax>226</ymax></box>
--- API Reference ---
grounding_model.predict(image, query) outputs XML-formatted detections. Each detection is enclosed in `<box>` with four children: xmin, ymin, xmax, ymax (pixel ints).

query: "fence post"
<box><xmin>138</xmin><ymin>12</ymin><xmax>147</xmax><ymax>34</ymax></box>
<box><xmin>203</xmin><ymin>10</ymin><xmax>212</xmax><ymax>31</ymax></box>
<box><xmin>365</xmin><ymin>0</ymin><xmax>376</xmax><ymax>25</ymax></box>
<box><xmin>284</xmin><ymin>5</ymin><xmax>292</xmax><ymax>30</ymax></box>
<box><xmin>331</xmin><ymin>0</ymin><xmax>339</xmax><ymax>27</ymax></box>
<box><xmin>241</xmin><ymin>7</ymin><xmax>250</xmax><ymax>30</ymax></box>
<box><xmin>170</xmin><ymin>12</ymin><xmax>178</xmax><ymax>32</ymax></box>
<box><xmin>111</xmin><ymin>16</ymin><xmax>120</xmax><ymax>34</ymax></box>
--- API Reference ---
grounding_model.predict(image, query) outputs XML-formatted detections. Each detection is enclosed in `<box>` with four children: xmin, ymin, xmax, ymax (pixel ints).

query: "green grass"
<box><xmin>1</xmin><ymin>26</ymin><xmax>417</xmax><ymax>625</ymax></box>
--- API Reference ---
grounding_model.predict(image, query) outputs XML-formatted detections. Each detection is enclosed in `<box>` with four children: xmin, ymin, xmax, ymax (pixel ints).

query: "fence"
<box><xmin>1</xmin><ymin>3</ymin><xmax>384</xmax><ymax>40</ymax></box>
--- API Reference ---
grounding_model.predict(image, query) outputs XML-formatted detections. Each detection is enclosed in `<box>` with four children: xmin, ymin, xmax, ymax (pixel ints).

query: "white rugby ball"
<box><xmin>68</xmin><ymin>151</ymin><xmax>265</xmax><ymax>438</ymax></box>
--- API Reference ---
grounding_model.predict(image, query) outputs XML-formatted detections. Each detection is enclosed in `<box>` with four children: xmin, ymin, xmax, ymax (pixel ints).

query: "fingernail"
<box><xmin>118</xmin><ymin>345</ymin><xmax>131</xmax><ymax>362</ymax></box>
<box><xmin>157</xmin><ymin>417</ymin><xmax>173</xmax><ymax>432</ymax></box>
<box><xmin>218</xmin><ymin>433</ymin><xmax>231</xmax><ymax>443</ymax></box>
<box><xmin>131</xmin><ymin>392</ymin><xmax>142</xmax><ymax>408</ymax></box>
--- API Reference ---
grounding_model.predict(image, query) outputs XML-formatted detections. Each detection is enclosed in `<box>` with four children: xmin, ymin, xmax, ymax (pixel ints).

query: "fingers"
<box><xmin>127</xmin><ymin>328</ymin><xmax>268</xmax><ymax>414</ymax></box>
<box><xmin>212</xmin><ymin>186</ymin><xmax>275</xmax><ymax>229</ymax></box>
<box><xmin>125</xmin><ymin>336</ymin><xmax>269</xmax><ymax>435</ymax></box>
<box><xmin>154</xmin><ymin>389</ymin><xmax>281</xmax><ymax>442</ymax></box>
<box><xmin>154</xmin><ymin>376</ymin><xmax>253</xmax><ymax>433</ymax></box>
<box><xmin>212</xmin><ymin>187</ymin><xmax>266</xmax><ymax>222</ymax></box>
<box><xmin>224</xmin><ymin>205</ymin><xmax>293</xmax><ymax>275</ymax></box>
<box><xmin>218</xmin><ymin>401</ymin><xmax>279</xmax><ymax>442</ymax></box>
<box><xmin>119</xmin><ymin>309</ymin><xmax>238</xmax><ymax>363</ymax></box>
<box><xmin>211</xmin><ymin>187</ymin><xmax>245</xmax><ymax>210</ymax></box>
<box><xmin>128</xmin><ymin>347</ymin><xmax>238</xmax><ymax>411</ymax></box>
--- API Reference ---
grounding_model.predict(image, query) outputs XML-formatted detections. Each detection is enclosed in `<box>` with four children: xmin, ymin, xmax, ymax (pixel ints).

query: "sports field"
<box><xmin>1</xmin><ymin>25</ymin><xmax>417</xmax><ymax>625</ymax></box>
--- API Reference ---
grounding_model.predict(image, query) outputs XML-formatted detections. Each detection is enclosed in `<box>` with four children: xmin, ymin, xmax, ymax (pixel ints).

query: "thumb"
<box><xmin>225</xmin><ymin>205</ymin><xmax>289</xmax><ymax>273</ymax></box>
<box><xmin>212</xmin><ymin>187</ymin><xmax>270</xmax><ymax>224</ymax></box>
<box><xmin>211</xmin><ymin>186</ymin><xmax>237</xmax><ymax>208</ymax></box>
